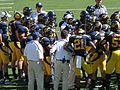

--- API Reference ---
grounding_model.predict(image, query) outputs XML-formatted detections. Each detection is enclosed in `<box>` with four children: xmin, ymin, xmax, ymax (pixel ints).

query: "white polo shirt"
<box><xmin>50</xmin><ymin>39</ymin><xmax>72</xmax><ymax>60</ymax></box>
<box><xmin>24</xmin><ymin>40</ymin><xmax>44</xmax><ymax>61</ymax></box>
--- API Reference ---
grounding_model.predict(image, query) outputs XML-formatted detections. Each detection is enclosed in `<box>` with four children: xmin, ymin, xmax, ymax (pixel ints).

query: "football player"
<box><xmin>0</xmin><ymin>11</ymin><xmax>11</xmax><ymax>84</ymax></box>
<box><xmin>89</xmin><ymin>21</ymin><xmax>107</xmax><ymax>88</ymax></box>
<box><xmin>41</xmin><ymin>37</ymin><xmax>52</xmax><ymax>89</ymax></box>
<box><xmin>103</xmin><ymin>21</ymin><xmax>120</xmax><ymax>89</ymax></box>
<box><xmin>9</xmin><ymin>12</ymin><xmax>24</xmax><ymax>79</ymax></box>
<box><xmin>64</xmin><ymin>27</ymin><xmax>96</xmax><ymax>89</ymax></box>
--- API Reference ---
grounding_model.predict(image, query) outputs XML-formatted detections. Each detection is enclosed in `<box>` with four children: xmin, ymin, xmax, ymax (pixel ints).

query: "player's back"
<box><xmin>69</xmin><ymin>34</ymin><xmax>89</xmax><ymax>56</ymax></box>
<box><xmin>107</xmin><ymin>32</ymin><xmax>120</xmax><ymax>51</ymax></box>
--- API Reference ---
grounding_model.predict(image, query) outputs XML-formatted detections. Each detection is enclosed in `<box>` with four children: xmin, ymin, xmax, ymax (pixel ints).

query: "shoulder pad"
<box><xmin>108</xmin><ymin>32</ymin><xmax>114</xmax><ymax>36</ymax></box>
<box><xmin>71</xmin><ymin>35</ymin><xmax>75</xmax><ymax>37</ymax></box>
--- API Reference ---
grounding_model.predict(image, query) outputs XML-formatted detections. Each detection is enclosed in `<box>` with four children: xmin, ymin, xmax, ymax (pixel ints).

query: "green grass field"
<box><xmin>0</xmin><ymin>0</ymin><xmax>120</xmax><ymax>89</ymax></box>
<box><xmin>0</xmin><ymin>0</ymin><xmax>120</xmax><ymax>24</ymax></box>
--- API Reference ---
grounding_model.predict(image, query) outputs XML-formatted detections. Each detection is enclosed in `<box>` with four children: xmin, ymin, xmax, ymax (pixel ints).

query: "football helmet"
<box><xmin>30</xmin><ymin>24</ymin><xmax>40</xmax><ymax>32</ymax></box>
<box><xmin>114</xmin><ymin>11</ymin><xmax>120</xmax><ymax>15</ymax></box>
<box><xmin>86</xmin><ymin>5</ymin><xmax>95</xmax><ymax>15</ymax></box>
<box><xmin>14</xmin><ymin>12</ymin><xmax>23</xmax><ymax>20</ymax></box>
<box><xmin>0</xmin><ymin>11</ymin><xmax>11</xmax><ymax>18</ymax></box>
<box><xmin>111</xmin><ymin>21</ymin><xmax>120</xmax><ymax>31</ymax></box>
<box><xmin>21</xmin><ymin>16</ymin><xmax>33</xmax><ymax>27</ymax></box>
<box><xmin>99</xmin><ymin>13</ymin><xmax>110</xmax><ymax>24</ymax></box>
<box><xmin>85</xmin><ymin>16</ymin><xmax>95</xmax><ymax>23</ymax></box>
<box><xmin>110</xmin><ymin>13</ymin><xmax>120</xmax><ymax>22</ymax></box>
<box><xmin>38</xmin><ymin>13</ymin><xmax>48</xmax><ymax>24</ymax></box>
<box><xmin>43</xmin><ymin>26</ymin><xmax>52</xmax><ymax>37</ymax></box>
<box><xmin>93</xmin><ymin>21</ymin><xmax>102</xmax><ymax>31</ymax></box>
<box><xmin>86</xmin><ymin>22</ymin><xmax>93</xmax><ymax>33</ymax></box>
<box><xmin>66</xmin><ymin>11</ymin><xmax>74</xmax><ymax>17</ymax></box>
<box><xmin>23</xmin><ymin>7</ymin><xmax>32</xmax><ymax>16</ymax></box>
<box><xmin>80</xmin><ymin>10</ymin><xmax>89</xmax><ymax>24</ymax></box>
<box><xmin>80</xmin><ymin>10</ymin><xmax>89</xmax><ymax>18</ymax></box>
<box><xmin>72</xmin><ymin>19</ymin><xmax>80</xmax><ymax>27</ymax></box>
<box><xmin>101</xmin><ymin>24</ymin><xmax>110</xmax><ymax>32</ymax></box>
<box><xmin>48</xmin><ymin>11</ymin><xmax>56</xmax><ymax>22</ymax></box>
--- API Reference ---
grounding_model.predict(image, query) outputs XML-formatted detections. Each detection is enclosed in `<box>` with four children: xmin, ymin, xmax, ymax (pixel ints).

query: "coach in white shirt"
<box><xmin>32</xmin><ymin>2</ymin><xmax>47</xmax><ymax>24</ymax></box>
<box><xmin>50</xmin><ymin>30</ymin><xmax>72</xmax><ymax>90</ymax></box>
<box><xmin>24</xmin><ymin>32</ymin><xmax>44</xmax><ymax>90</ymax></box>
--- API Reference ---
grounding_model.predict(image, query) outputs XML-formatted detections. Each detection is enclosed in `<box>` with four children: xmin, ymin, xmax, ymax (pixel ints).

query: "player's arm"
<box><xmin>64</xmin><ymin>42</ymin><xmax>74</xmax><ymax>53</ymax></box>
<box><xmin>50</xmin><ymin>43</ymin><xmax>57</xmax><ymax>55</ymax></box>
<box><xmin>15</xmin><ymin>30</ymin><xmax>20</xmax><ymax>41</ymax></box>
<box><xmin>100</xmin><ymin>32</ymin><xmax>110</xmax><ymax>51</ymax></box>
<box><xmin>50</xmin><ymin>43</ymin><xmax>57</xmax><ymax>64</ymax></box>
<box><xmin>93</xmin><ymin>39</ymin><xmax>98</xmax><ymax>46</ymax></box>
<box><xmin>88</xmin><ymin>41</ymin><xmax>96</xmax><ymax>54</ymax></box>
<box><xmin>0</xmin><ymin>33</ymin><xmax>2</xmax><ymax>43</ymax></box>
<box><xmin>0</xmin><ymin>31</ymin><xmax>5</xmax><ymax>46</ymax></box>
<box><xmin>90</xmin><ymin>41</ymin><xmax>96</xmax><ymax>50</ymax></box>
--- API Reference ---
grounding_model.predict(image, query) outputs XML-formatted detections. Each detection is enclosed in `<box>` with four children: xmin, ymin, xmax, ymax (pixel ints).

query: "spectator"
<box><xmin>32</xmin><ymin>2</ymin><xmax>47</xmax><ymax>24</ymax></box>
<box><xmin>94</xmin><ymin>0</ymin><xmax>108</xmax><ymax>17</ymax></box>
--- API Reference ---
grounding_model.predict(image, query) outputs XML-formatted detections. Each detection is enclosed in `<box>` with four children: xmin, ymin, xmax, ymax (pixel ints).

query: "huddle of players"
<box><xmin>62</xmin><ymin>6</ymin><xmax>120</xmax><ymax>89</ymax></box>
<box><xmin>0</xmin><ymin>2</ymin><xmax>120</xmax><ymax>89</ymax></box>
<box><xmin>0</xmin><ymin>3</ymin><xmax>58</xmax><ymax>85</ymax></box>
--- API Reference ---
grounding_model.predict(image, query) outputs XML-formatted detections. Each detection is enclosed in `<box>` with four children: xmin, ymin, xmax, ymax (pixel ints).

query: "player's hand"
<box><xmin>0</xmin><ymin>42</ymin><xmax>5</xmax><ymax>46</ymax></box>
<box><xmin>39</xmin><ymin>59</ymin><xmax>46</xmax><ymax>71</ymax></box>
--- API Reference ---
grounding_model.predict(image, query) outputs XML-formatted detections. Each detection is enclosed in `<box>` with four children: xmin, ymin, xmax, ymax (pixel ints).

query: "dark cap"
<box><xmin>36</xmin><ymin>2</ymin><xmax>43</xmax><ymax>8</ymax></box>
<box><xmin>26</xmin><ymin>36</ymin><xmax>33</xmax><ymax>42</ymax></box>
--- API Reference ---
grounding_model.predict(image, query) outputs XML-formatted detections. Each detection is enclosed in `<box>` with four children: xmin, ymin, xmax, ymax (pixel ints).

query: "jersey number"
<box><xmin>74</xmin><ymin>39</ymin><xmax>84</xmax><ymax>50</ymax></box>
<box><xmin>112</xmin><ymin>38</ymin><xmax>120</xmax><ymax>47</ymax></box>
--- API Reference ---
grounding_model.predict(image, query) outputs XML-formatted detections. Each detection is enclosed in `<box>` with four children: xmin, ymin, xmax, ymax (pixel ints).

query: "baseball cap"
<box><xmin>36</xmin><ymin>2</ymin><xmax>43</xmax><ymax>8</ymax></box>
<box><xmin>26</xmin><ymin>36</ymin><xmax>33</xmax><ymax>42</ymax></box>
<box><xmin>0</xmin><ymin>11</ymin><xmax>11</xmax><ymax>18</ymax></box>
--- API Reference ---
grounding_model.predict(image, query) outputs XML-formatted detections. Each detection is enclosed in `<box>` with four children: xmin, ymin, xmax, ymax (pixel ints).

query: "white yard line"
<box><xmin>0</xmin><ymin>0</ymin><xmax>14</xmax><ymax>1</ymax></box>
<box><xmin>1</xmin><ymin>7</ymin><xmax>120</xmax><ymax>12</ymax></box>
<box><xmin>0</xmin><ymin>3</ymin><xmax>14</xmax><ymax>5</ymax></box>
<box><xmin>0</xmin><ymin>7</ymin><xmax>12</xmax><ymax>9</ymax></box>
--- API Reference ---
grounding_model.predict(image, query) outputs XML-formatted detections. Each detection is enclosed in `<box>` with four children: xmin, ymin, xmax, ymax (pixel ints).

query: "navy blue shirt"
<box><xmin>69</xmin><ymin>34</ymin><xmax>92</xmax><ymax>56</ymax></box>
<box><xmin>105</xmin><ymin>31</ymin><xmax>120</xmax><ymax>51</ymax></box>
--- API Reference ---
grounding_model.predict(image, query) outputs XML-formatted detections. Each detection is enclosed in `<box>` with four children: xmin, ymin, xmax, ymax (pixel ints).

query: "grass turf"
<box><xmin>0</xmin><ymin>0</ymin><xmax>120</xmax><ymax>89</ymax></box>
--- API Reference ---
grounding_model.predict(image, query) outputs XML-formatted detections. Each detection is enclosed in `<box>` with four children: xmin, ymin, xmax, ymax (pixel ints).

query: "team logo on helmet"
<box><xmin>111</xmin><ymin>21</ymin><xmax>120</xmax><ymax>31</ymax></box>
<box><xmin>14</xmin><ymin>12</ymin><xmax>23</xmax><ymax>20</ymax></box>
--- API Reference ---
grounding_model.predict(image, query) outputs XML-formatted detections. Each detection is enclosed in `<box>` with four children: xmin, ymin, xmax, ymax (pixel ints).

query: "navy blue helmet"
<box><xmin>36</xmin><ymin>2</ymin><xmax>43</xmax><ymax>8</ymax></box>
<box><xmin>23</xmin><ymin>6</ymin><xmax>32</xmax><ymax>16</ymax></box>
